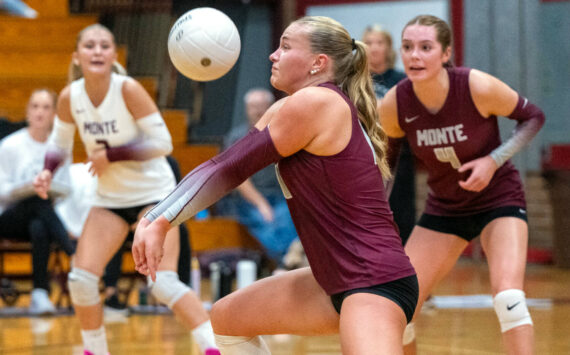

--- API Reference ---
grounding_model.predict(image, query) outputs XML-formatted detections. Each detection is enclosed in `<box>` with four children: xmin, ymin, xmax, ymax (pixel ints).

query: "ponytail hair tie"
<box><xmin>351</xmin><ymin>38</ymin><xmax>357</xmax><ymax>50</ymax></box>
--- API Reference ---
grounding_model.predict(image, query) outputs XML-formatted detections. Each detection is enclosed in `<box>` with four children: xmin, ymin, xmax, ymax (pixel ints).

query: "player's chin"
<box><xmin>269</xmin><ymin>76</ymin><xmax>282</xmax><ymax>91</ymax></box>
<box><xmin>270</xmin><ymin>74</ymin><xmax>278</xmax><ymax>85</ymax></box>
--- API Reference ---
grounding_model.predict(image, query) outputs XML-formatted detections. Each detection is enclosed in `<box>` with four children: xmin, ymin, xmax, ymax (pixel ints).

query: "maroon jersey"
<box><xmin>276</xmin><ymin>83</ymin><xmax>415</xmax><ymax>295</ymax></box>
<box><xmin>396</xmin><ymin>67</ymin><xmax>526</xmax><ymax>216</ymax></box>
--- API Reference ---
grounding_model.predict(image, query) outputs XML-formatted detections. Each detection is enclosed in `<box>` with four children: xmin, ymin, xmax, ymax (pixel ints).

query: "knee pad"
<box><xmin>67</xmin><ymin>267</ymin><xmax>100</xmax><ymax>306</ymax></box>
<box><xmin>493</xmin><ymin>289</ymin><xmax>533</xmax><ymax>332</ymax></box>
<box><xmin>148</xmin><ymin>271</ymin><xmax>190</xmax><ymax>308</ymax></box>
<box><xmin>403</xmin><ymin>322</ymin><xmax>416</xmax><ymax>345</ymax></box>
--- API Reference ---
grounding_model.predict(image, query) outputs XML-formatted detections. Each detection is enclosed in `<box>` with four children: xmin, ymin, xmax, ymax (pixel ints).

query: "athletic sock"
<box><xmin>81</xmin><ymin>326</ymin><xmax>109</xmax><ymax>355</ymax></box>
<box><xmin>191</xmin><ymin>320</ymin><xmax>217</xmax><ymax>352</ymax></box>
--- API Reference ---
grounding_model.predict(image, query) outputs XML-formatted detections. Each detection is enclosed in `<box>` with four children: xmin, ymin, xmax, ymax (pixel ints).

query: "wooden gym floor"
<box><xmin>1</xmin><ymin>259</ymin><xmax>569</xmax><ymax>354</ymax></box>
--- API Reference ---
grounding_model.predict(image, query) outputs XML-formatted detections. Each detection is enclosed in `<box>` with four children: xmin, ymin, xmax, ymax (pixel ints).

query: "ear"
<box><xmin>72</xmin><ymin>52</ymin><xmax>80</xmax><ymax>66</ymax></box>
<box><xmin>442</xmin><ymin>46</ymin><xmax>452</xmax><ymax>64</ymax></box>
<box><xmin>311</xmin><ymin>53</ymin><xmax>329</xmax><ymax>73</ymax></box>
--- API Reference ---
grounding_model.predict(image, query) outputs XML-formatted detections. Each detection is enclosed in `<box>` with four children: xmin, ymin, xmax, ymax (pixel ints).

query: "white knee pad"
<box><xmin>403</xmin><ymin>322</ymin><xmax>416</xmax><ymax>345</ymax></box>
<box><xmin>214</xmin><ymin>334</ymin><xmax>270</xmax><ymax>355</ymax></box>
<box><xmin>67</xmin><ymin>267</ymin><xmax>101</xmax><ymax>306</ymax></box>
<box><xmin>148</xmin><ymin>271</ymin><xmax>190</xmax><ymax>308</ymax></box>
<box><xmin>493</xmin><ymin>289</ymin><xmax>533</xmax><ymax>332</ymax></box>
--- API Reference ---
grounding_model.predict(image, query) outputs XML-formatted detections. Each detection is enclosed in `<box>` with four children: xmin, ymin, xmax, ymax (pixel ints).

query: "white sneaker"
<box><xmin>30</xmin><ymin>288</ymin><xmax>56</xmax><ymax>315</ymax></box>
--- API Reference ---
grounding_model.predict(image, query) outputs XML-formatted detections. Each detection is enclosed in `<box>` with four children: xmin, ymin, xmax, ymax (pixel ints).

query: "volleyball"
<box><xmin>168</xmin><ymin>7</ymin><xmax>241</xmax><ymax>81</ymax></box>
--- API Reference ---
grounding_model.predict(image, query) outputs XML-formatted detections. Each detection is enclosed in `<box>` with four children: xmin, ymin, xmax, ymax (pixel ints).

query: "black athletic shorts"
<box><xmin>330</xmin><ymin>274</ymin><xmax>419</xmax><ymax>323</ymax></box>
<box><xmin>417</xmin><ymin>205</ymin><xmax>528</xmax><ymax>242</ymax></box>
<box><xmin>108</xmin><ymin>202</ymin><xmax>159</xmax><ymax>226</ymax></box>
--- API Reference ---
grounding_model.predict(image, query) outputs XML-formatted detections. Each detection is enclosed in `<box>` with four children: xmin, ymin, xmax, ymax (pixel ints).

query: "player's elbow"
<box><xmin>157</xmin><ymin>139</ymin><xmax>173</xmax><ymax>156</ymax></box>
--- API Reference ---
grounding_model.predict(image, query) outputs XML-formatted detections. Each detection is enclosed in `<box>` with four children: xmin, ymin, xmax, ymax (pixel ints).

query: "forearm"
<box><xmin>106</xmin><ymin>138</ymin><xmax>172</xmax><ymax>162</ymax></box>
<box><xmin>145</xmin><ymin>127</ymin><xmax>282</xmax><ymax>227</ymax></box>
<box><xmin>106</xmin><ymin>112</ymin><xmax>172</xmax><ymax>162</ymax></box>
<box><xmin>490</xmin><ymin>95</ymin><xmax>545</xmax><ymax>167</ymax></box>
<box><xmin>7</xmin><ymin>181</ymin><xmax>36</xmax><ymax>201</ymax></box>
<box><xmin>45</xmin><ymin>117</ymin><xmax>75</xmax><ymax>173</ymax></box>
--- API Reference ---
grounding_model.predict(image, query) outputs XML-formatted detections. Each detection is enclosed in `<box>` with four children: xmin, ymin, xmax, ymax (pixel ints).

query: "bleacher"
<box><xmin>0</xmin><ymin>0</ymin><xmax>260</xmax><ymax>308</ymax></box>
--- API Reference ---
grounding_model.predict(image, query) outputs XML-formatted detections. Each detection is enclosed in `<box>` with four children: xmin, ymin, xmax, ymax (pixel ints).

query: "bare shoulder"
<box><xmin>121</xmin><ymin>76</ymin><xmax>148</xmax><ymax>98</ymax></box>
<box><xmin>287</xmin><ymin>86</ymin><xmax>343</xmax><ymax>114</ymax></box>
<box><xmin>266</xmin><ymin>86</ymin><xmax>348</xmax><ymax>157</ymax></box>
<box><xmin>469</xmin><ymin>68</ymin><xmax>518</xmax><ymax>117</ymax></box>
<box><xmin>468</xmin><ymin>69</ymin><xmax>497</xmax><ymax>97</ymax></box>
<box><xmin>121</xmin><ymin>76</ymin><xmax>159</xmax><ymax>118</ymax></box>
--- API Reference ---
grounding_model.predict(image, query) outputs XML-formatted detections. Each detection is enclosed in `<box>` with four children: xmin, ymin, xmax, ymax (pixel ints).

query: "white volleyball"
<box><xmin>168</xmin><ymin>7</ymin><xmax>241</xmax><ymax>81</ymax></box>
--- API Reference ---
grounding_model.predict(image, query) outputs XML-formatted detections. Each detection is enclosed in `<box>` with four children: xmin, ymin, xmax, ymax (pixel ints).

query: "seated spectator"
<box><xmin>0</xmin><ymin>89</ymin><xmax>75</xmax><ymax>315</ymax></box>
<box><xmin>219</xmin><ymin>88</ymin><xmax>298</xmax><ymax>268</ymax></box>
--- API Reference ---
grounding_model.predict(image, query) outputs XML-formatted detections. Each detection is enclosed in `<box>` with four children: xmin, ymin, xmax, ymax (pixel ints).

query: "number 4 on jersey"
<box><xmin>434</xmin><ymin>146</ymin><xmax>461</xmax><ymax>169</ymax></box>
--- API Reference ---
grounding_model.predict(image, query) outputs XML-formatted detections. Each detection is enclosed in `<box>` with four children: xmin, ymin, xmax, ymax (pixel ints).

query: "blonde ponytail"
<box><xmin>295</xmin><ymin>16</ymin><xmax>391</xmax><ymax>178</ymax></box>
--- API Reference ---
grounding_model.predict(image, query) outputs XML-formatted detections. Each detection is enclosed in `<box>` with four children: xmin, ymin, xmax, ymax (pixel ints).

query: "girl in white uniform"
<box><xmin>33</xmin><ymin>24</ymin><xmax>218</xmax><ymax>355</ymax></box>
<box><xmin>0</xmin><ymin>89</ymin><xmax>74</xmax><ymax>315</ymax></box>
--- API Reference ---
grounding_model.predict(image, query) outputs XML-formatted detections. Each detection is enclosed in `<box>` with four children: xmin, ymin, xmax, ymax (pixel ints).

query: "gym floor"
<box><xmin>1</xmin><ymin>259</ymin><xmax>569</xmax><ymax>354</ymax></box>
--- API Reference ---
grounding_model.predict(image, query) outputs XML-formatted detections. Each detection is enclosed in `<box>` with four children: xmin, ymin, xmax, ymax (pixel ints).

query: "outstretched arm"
<box><xmin>133</xmin><ymin>127</ymin><xmax>283</xmax><ymax>279</ymax></box>
<box><xmin>133</xmin><ymin>91</ymin><xmax>330</xmax><ymax>279</ymax></box>
<box><xmin>133</xmin><ymin>89</ymin><xmax>335</xmax><ymax>279</ymax></box>
<box><xmin>146</xmin><ymin>127</ymin><xmax>281</xmax><ymax>226</ymax></box>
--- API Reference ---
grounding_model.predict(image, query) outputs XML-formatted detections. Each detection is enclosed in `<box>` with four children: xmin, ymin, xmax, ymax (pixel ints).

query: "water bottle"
<box><xmin>219</xmin><ymin>262</ymin><xmax>233</xmax><ymax>298</ymax></box>
<box><xmin>138</xmin><ymin>285</ymin><xmax>149</xmax><ymax>306</ymax></box>
<box><xmin>209</xmin><ymin>262</ymin><xmax>220</xmax><ymax>302</ymax></box>
<box><xmin>236</xmin><ymin>259</ymin><xmax>257</xmax><ymax>289</ymax></box>
<box><xmin>191</xmin><ymin>256</ymin><xmax>201</xmax><ymax>297</ymax></box>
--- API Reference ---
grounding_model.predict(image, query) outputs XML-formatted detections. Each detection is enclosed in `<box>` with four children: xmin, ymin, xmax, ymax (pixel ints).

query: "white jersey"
<box><xmin>70</xmin><ymin>73</ymin><xmax>175</xmax><ymax>208</ymax></box>
<box><xmin>0</xmin><ymin>129</ymin><xmax>71</xmax><ymax>214</ymax></box>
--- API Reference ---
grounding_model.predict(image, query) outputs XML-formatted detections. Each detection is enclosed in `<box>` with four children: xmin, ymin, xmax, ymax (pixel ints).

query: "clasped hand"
<box><xmin>458</xmin><ymin>155</ymin><xmax>498</xmax><ymax>192</ymax></box>
<box><xmin>88</xmin><ymin>148</ymin><xmax>110</xmax><ymax>176</ymax></box>
<box><xmin>33</xmin><ymin>169</ymin><xmax>53</xmax><ymax>200</ymax></box>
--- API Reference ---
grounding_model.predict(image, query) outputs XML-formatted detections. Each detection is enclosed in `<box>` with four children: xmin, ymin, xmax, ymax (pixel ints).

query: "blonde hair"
<box><xmin>26</xmin><ymin>88</ymin><xmax>57</xmax><ymax>126</ymax></box>
<box><xmin>29</xmin><ymin>88</ymin><xmax>57</xmax><ymax>108</ymax></box>
<box><xmin>361</xmin><ymin>24</ymin><xmax>397</xmax><ymax>69</ymax></box>
<box><xmin>67</xmin><ymin>23</ymin><xmax>127</xmax><ymax>83</ymax></box>
<box><xmin>294</xmin><ymin>16</ymin><xmax>390</xmax><ymax>178</ymax></box>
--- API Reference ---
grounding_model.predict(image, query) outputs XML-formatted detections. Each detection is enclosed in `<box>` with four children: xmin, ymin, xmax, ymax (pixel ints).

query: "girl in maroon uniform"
<box><xmin>379</xmin><ymin>15</ymin><xmax>544</xmax><ymax>355</ymax></box>
<box><xmin>133</xmin><ymin>16</ymin><xmax>417</xmax><ymax>354</ymax></box>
